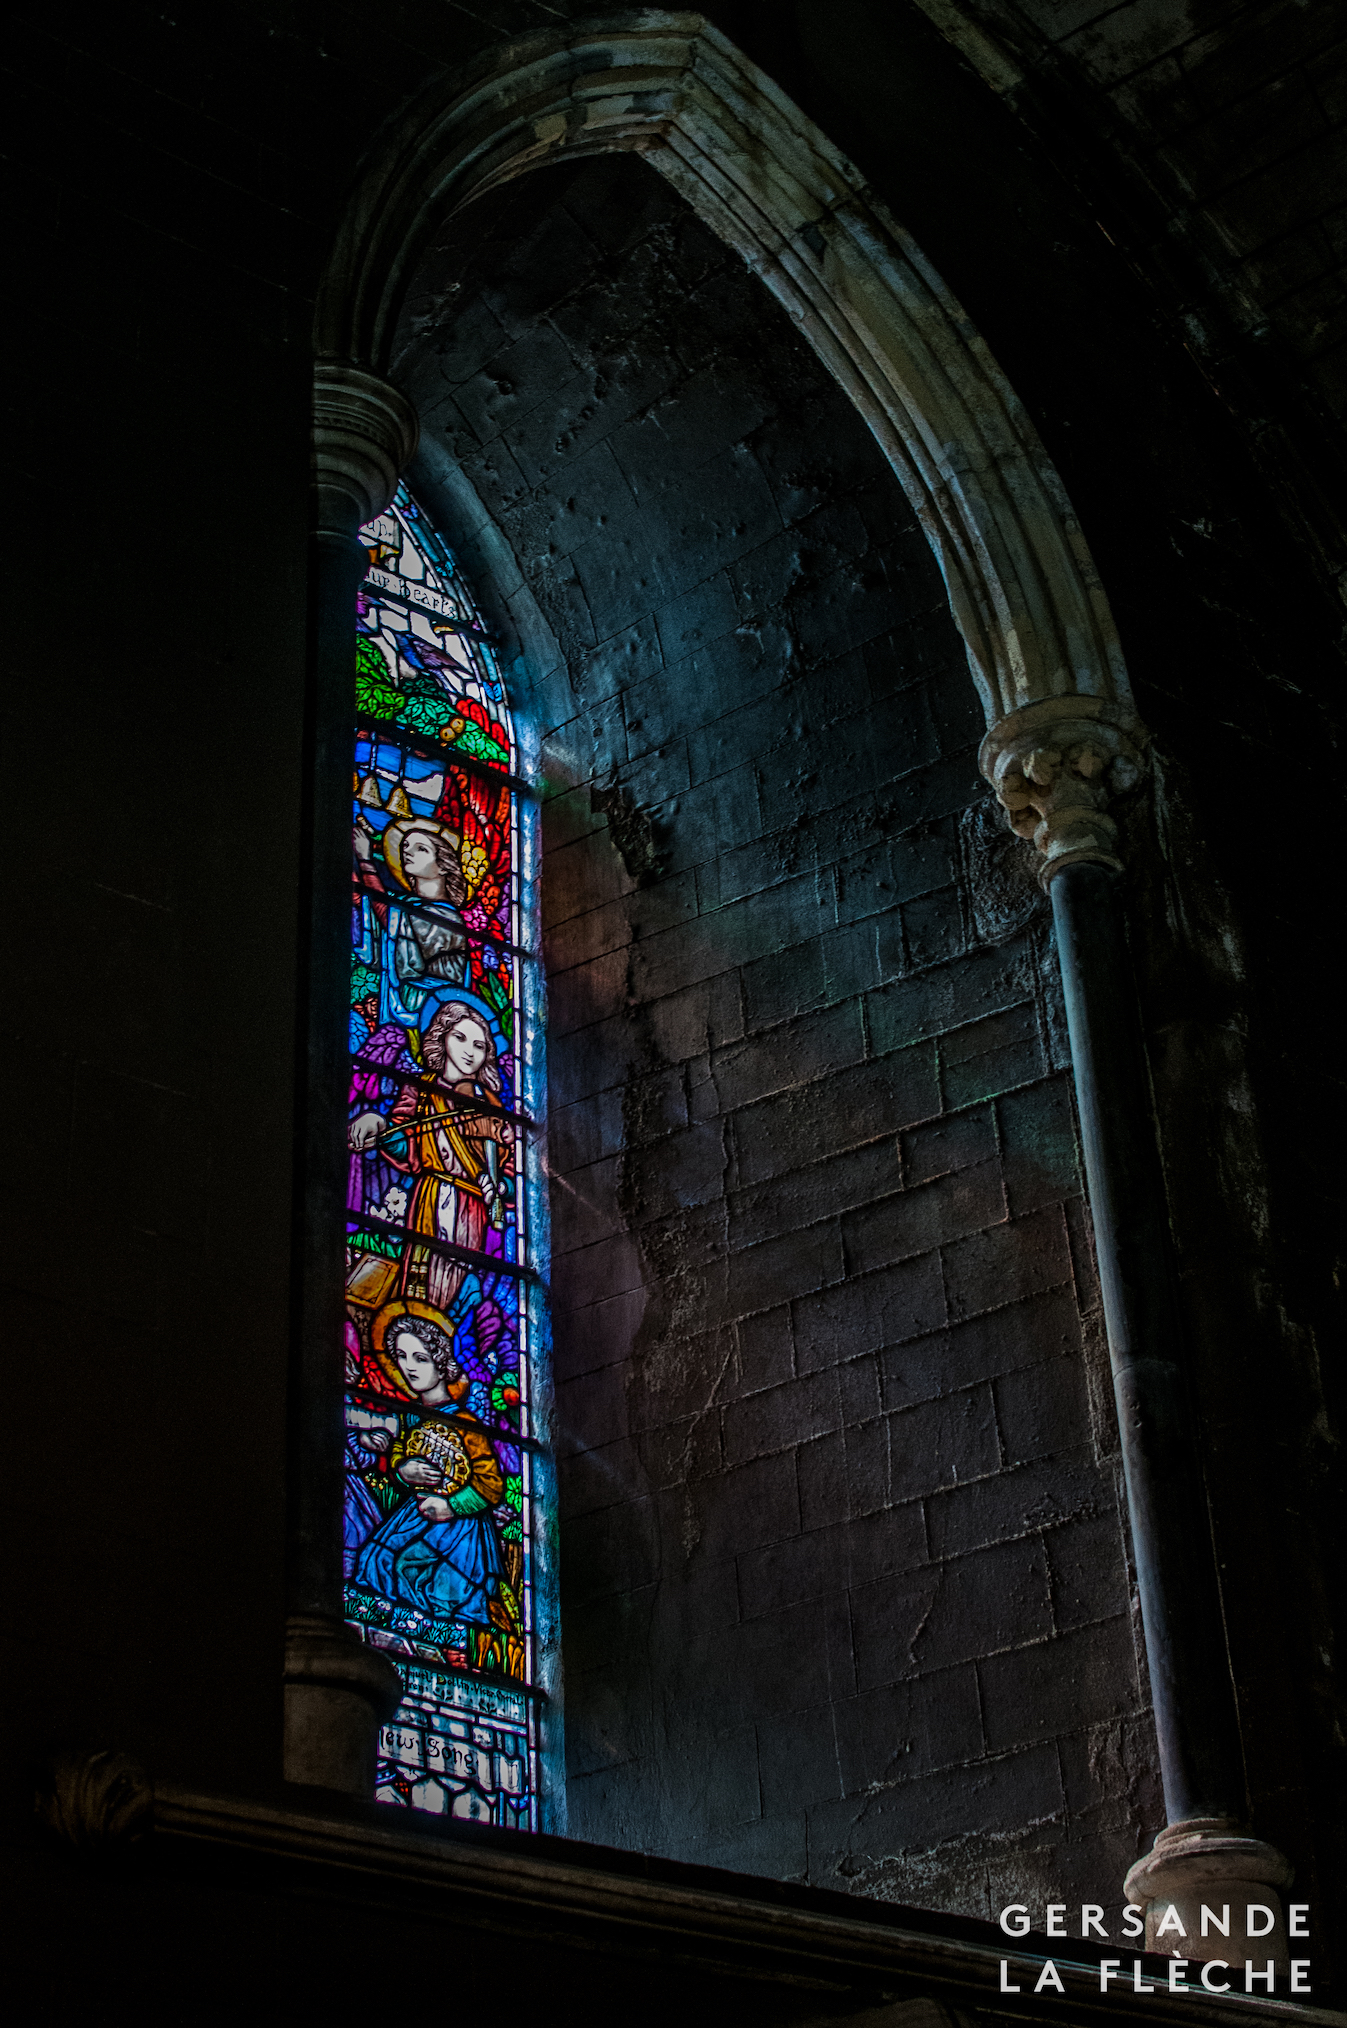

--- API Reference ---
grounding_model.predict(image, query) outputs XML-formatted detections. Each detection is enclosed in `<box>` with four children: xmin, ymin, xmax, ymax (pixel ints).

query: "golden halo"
<box><xmin>382</xmin><ymin>816</ymin><xmax>462</xmax><ymax>893</ymax></box>
<box><xmin>372</xmin><ymin>1298</ymin><xmax>470</xmax><ymax>1401</ymax></box>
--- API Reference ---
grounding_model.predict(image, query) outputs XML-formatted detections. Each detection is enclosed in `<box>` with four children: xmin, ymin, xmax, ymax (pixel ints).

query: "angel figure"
<box><xmin>350</xmin><ymin>1000</ymin><xmax>513</xmax><ymax>1315</ymax></box>
<box><xmin>350</xmin><ymin>1307</ymin><xmax>507</xmax><ymax>1631</ymax></box>
<box><xmin>354</xmin><ymin>814</ymin><xmax>471</xmax><ymax>1023</ymax></box>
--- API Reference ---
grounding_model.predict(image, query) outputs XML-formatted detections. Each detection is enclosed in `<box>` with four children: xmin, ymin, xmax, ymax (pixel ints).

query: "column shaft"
<box><xmin>282</xmin><ymin>363</ymin><xmax>416</xmax><ymax>1791</ymax></box>
<box><xmin>287</xmin><ymin>521</ymin><xmax>370</xmax><ymax>1623</ymax></box>
<box><xmin>1050</xmin><ymin>860</ymin><xmax>1244</xmax><ymax>1824</ymax></box>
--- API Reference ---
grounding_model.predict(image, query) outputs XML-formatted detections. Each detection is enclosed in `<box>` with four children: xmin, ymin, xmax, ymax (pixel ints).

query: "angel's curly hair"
<box><xmin>422</xmin><ymin>1001</ymin><xmax>501</xmax><ymax>1093</ymax></box>
<box><xmin>390</xmin><ymin>1312</ymin><xmax>462</xmax><ymax>1385</ymax></box>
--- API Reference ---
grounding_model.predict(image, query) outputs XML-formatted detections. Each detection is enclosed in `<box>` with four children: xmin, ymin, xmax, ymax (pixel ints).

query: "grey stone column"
<box><xmin>982</xmin><ymin>700</ymin><xmax>1292</xmax><ymax>1971</ymax></box>
<box><xmin>283</xmin><ymin>363</ymin><xmax>418</xmax><ymax>1793</ymax></box>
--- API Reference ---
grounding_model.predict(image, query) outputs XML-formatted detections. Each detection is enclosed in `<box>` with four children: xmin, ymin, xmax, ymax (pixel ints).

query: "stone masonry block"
<box><xmin>563</xmin><ymin>1494</ymin><xmax>661</xmax><ymax>1609</ymax></box>
<box><xmin>794</xmin><ymin>1251</ymin><xmax>948</xmax><ymax>1373</ymax></box>
<box><xmin>732</xmin><ymin>1046</ymin><xmax>940</xmax><ymax>1187</ymax></box>
<box><xmin>741</xmin><ymin>936</ymin><xmax>828</xmax><ymax>1028</ymax></box>
<box><xmin>621</xmin><ymin>1063</ymin><xmax>693</xmax><ymax>1150</ymax></box>
<box><xmin>1058</xmin><ymin>1709</ymin><xmax>1164</xmax><ymax>1826</ymax></box>
<box><xmin>833</xmin><ymin>827</ymin><xmax>957</xmax><ymax>925</ymax></box>
<box><xmin>564</xmin><ymin>1671</ymin><xmax>651</xmax><ymax>1779</ymax></box>
<box><xmin>622</xmin><ymin>1318</ymin><xmax>735</xmax><ymax>1431</ymax></box>
<box><xmin>629</xmin><ymin>872</ymin><xmax>828</xmax><ymax>1002</ymax></box>
<box><xmin>851</xmin><ymin>1537</ymin><xmax>1052</xmax><ymax>1688</ymax></box>
<box><xmin>686</xmin><ymin>1451</ymin><xmax>801</xmax><ymax>1561</ymax></box>
<box><xmin>866</xmin><ymin>936</ymin><xmax>1038</xmax><ymax>1054</ymax></box>
<box><xmin>551</xmin><ymin>1153</ymin><xmax>625</xmax><ymax>1254</ymax></box>
<box><xmin>888</xmin><ymin>1386</ymin><xmax>1001</xmax><ymax>1503</ymax></box>
<box><xmin>551</xmin><ymin>1227</ymin><xmax>646</xmax><ymax>1314</ymax></box>
<box><xmin>545</xmin><ymin>947</ymin><xmax>632</xmax><ymax>1045</ymax></box>
<box><xmin>712</xmin><ymin>1001</ymin><xmax>866</xmax><ymax>1113</ymax></box>
<box><xmin>570</xmin><ymin>612</ymin><xmax>663</xmax><ymax>705</ymax></box>
<box><xmin>838</xmin><ymin>1351</ymin><xmax>882</xmax><ymax>1427</ymax></box>
<box><xmin>979</xmin><ymin>1614</ymin><xmax>1140</xmax><ymax>1753</ymax></box>
<box><xmin>723</xmin><ymin>1599</ymin><xmax>845</xmax><ymax>1721</ymax></box>
<box><xmin>797</xmin><ymin>1431</ymin><xmax>850</xmax><ymax>1532</ymax></box>
<box><xmin>722</xmin><ymin>1369</ymin><xmax>842</xmax><ymax>1466</ymax></box>
<box><xmin>756</xmin><ymin>1704</ymin><xmax>845</xmax><ymax>1814</ymax></box>
<box><xmin>639</xmin><ymin>1413</ymin><xmax>724</xmax><ymax>1492</ymax></box>
<box><xmin>542</xmin><ymin>892</ymin><xmax>635</xmax><ymax>977</ymax></box>
<box><xmin>995</xmin><ymin>1354</ymin><xmax>1094</xmax><ymax>1465</ymax></box>
<box><xmin>555</xmin><ymin>1357</ymin><xmax>633</xmax><ymax>1457</ymax></box>
<box><xmin>643</xmin><ymin>970</ymin><xmax>746</xmax><ymax>1064</ymax></box>
<box><xmin>996</xmin><ymin>1075</ymin><xmax>1083</xmax><ymax>1215</ymax></box>
<box><xmin>550</xmin><ymin>1284</ymin><xmax>646</xmax><ymax>1379</ymax></box>
<box><xmin>716</xmin><ymin>1218</ymin><xmax>845</xmax><ymax>1323</ymax></box>
<box><xmin>626</xmin><ymin>1122</ymin><xmax>728</xmax><ymax>1222</ymax></box>
<box><xmin>941</xmin><ymin>1006</ymin><xmax>1046</xmax><ymax>1111</ymax></box>
<box><xmin>686</xmin><ymin>679</ymin><xmax>804</xmax><ymax>791</ymax></box>
<box><xmin>846</xmin><ymin>1741</ymin><xmax>1064</xmax><ymax>1848</ymax></box>
<box><xmin>549</xmin><ymin>1084</ymin><xmax>625</xmax><ymax>1174</ymax></box>
<box><xmin>942</xmin><ymin>1204</ymin><xmax>1073</xmax><ymax>1320</ymax></box>
<box><xmin>738</xmin><ymin>1503</ymin><xmax>927</xmax><ymax>1621</ymax></box>
<box><xmin>841</xmin><ymin>1158</ymin><xmax>1006</xmax><ymax>1277</ymax></box>
<box><xmin>700</xmin><ymin>829</ymin><xmax>822</xmax><ymax>914</ymax></box>
<box><xmin>1046</xmin><ymin>1510</ymin><xmax>1132</xmax><ymax>1632</ymax></box>
<box><xmin>832</xmin><ymin>1414</ymin><xmax>891</xmax><ymax>1518</ymax></box>
<box><xmin>832</xmin><ymin>1666</ymin><xmax>984</xmax><ymax>1795</ymax></box>
<box><xmin>879</xmin><ymin>1285</ymin><xmax>1083</xmax><ymax>1410</ymax></box>
<box><xmin>902</xmin><ymin>1104</ymin><xmax>997</xmax><ymax>1185</ymax></box>
<box><xmin>543</xmin><ymin>829</ymin><xmax>629</xmax><ymax>937</ymax></box>
<box><xmin>821</xmin><ymin>919</ymin><xmax>883</xmax><ymax>1003</ymax></box>
<box><xmin>541</xmin><ymin>782</ymin><xmax>606</xmax><ymax>854</ymax></box>
<box><xmin>926</xmin><ymin>1448</ymin><xmax>1115</xmax><ymax>1561</ymax></box>
<box><xmin>733</xmin><ymin>1304</ymin><xmax>795</xmax><ymax>1395</ymax></box>
<box><xmin>559</xmin><ymin>1435</ymin><xmax>642</xmax><ymax>1521</ymax></box>
<box><xmin>652</xmin><ymin>569</ymin><xmax>742</xmax><ymax>665</ymax></box>
<box><xmin>729</xmin><ymin>1140</ymin><xmax>905</xmax><ymax>1253</ymax></box>
<box><xmin>903</xmin><ymin>886</ymin><xmax>968</xmax><ymax>971</ymax></box>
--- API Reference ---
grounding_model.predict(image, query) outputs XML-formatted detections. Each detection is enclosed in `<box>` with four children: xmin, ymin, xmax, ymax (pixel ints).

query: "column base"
<box><xmin>1124</xmin><ymin>1818</ymin><xmax>1294</xmax><ymax>1972</ymax></box>
<box><xmin>283</xmin><ymin>1614</ymin><xmax>403</xmax><ymax>1796</ymax></box>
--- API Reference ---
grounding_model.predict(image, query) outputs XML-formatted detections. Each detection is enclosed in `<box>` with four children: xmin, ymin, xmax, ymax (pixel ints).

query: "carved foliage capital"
<box><xmin>979</xmin><ymin>696</ymin><xmax>1148</xmax><ymax>884</ymax></box>
<box><xmin>35</xmin><ymin>1747</ymin><xmax>154</xmax><ymax>1854</ymax></box>
<box><xmin>313</xmin><ymin>361</ymin><xmax>419</xmax><ymax>537</ymax></box>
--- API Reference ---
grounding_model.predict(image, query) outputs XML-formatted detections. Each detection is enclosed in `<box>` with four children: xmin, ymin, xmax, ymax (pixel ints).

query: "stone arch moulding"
<box><xmin>315</xmin><ymin>5</ymin><xmax>1146</xmax><ymax>870</ymax></box>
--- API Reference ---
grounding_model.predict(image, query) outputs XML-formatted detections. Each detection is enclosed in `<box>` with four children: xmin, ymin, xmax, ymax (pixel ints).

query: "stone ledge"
<box><xmin>151</xmin><ymin>1784</ymin><xmax>1343</xmax><ymax>2025</ymax></box>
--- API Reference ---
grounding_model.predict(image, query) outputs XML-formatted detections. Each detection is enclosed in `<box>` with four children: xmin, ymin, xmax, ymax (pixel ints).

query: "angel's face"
<box><xmin>402</xmin><ymin>833</ymin><xmax>439</xmax><ymax>880</ymax></box>
<box><xmin>394</xmin><ymin>1330</ymin><xmax>442</xmax><ymax>1397</ymax></box>
<box><xmin>443</xmin><ymin>1017</ymin><xmax>489</xmax><ymax>1082</ymax></box>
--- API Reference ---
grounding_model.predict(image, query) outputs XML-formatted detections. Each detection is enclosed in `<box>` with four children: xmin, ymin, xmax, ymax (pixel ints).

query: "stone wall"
<box><xmin>397</xmin><ymin>154</ymin><xmax>1160</xmax><ymax>1913</ymax></box>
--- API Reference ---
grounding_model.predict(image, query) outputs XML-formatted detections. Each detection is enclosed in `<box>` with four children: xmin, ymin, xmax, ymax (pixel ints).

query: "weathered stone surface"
<box><xmin>399</xmin><ymin>152</ymin><xmax>1150</xmax><ymax>1916</ymax></box>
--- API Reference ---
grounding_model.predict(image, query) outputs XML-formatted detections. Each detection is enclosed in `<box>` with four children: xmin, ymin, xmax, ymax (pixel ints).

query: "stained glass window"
<box><xmin>343</xmin><ymin>484</ymin><xmax>553</xmax><ymax>1830</ymax></box>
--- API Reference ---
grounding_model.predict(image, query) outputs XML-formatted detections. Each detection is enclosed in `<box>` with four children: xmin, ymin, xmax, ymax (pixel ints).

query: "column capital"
<box><xmin>313</xmin><ymin>360</ymin><xmax>419</xmax><ymax>537</ymax></box>
<box><xmin>980</xmin><ymin>696</ymin><xmax>1148</xmax><ymax>885</ymax></box>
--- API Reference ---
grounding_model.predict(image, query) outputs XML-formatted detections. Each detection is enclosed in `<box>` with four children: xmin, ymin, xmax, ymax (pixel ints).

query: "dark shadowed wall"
<box><xmin>395</xmin><ymin>155</ymin><xmax>1156</xmax><ymax>1914</ymax></box>
<box><xmin>3</xmin><ymin>0</ymin><xmax>1344</xmax><ymax>1997</ymax></box>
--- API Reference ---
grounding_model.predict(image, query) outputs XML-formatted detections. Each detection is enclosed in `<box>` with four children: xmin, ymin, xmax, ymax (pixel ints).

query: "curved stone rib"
<box><xmin>315</xmin><ymin>11</ymin><xmax>1133</xmax><ymax>745</ymax></box>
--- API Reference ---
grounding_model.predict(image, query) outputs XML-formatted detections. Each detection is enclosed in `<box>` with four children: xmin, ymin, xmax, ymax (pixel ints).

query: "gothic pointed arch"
<box><xmin>316</xmin><ymin>9</ymin><xmax>1137</xmax><ymax>772</ymax></box>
